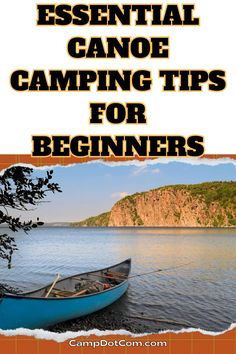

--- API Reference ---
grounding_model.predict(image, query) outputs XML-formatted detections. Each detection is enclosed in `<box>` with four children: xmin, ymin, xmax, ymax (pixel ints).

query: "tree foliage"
<box><xmin>0</xmin><ymin>166</ymin><xmax>61</xmax><ymax>268</ymax></box>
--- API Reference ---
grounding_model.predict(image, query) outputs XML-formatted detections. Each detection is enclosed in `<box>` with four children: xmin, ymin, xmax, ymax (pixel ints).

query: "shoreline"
<box><xmin>12</xmin><ymin>225</ymin><xmax>236</xmax><ymax>230</ymax></box>
<box><xmin>1</xmin><ymin>224</ymin><xmax>236</xmax><ymax>230</ymax></box>
<box><xmin>48</xmin><ymin>305</ymin><xmax>160</xmax><ymax>334</ymax></box>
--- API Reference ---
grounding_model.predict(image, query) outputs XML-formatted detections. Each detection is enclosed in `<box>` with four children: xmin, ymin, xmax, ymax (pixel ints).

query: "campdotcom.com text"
<box><xmin>69</xmin><ymin>339</ymin><xmax>168</xmax><ymax>348</ymax></box>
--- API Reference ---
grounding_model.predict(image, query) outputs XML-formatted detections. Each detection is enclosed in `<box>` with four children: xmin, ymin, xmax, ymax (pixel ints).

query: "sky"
<box><xmin>12</xmin><ymin>159</ymin><xmax>235</xmax><ymax>223</ymax></box>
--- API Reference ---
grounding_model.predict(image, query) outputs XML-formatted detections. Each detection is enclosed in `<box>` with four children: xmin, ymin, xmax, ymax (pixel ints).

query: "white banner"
<box><xmin>0</xmin><ymin>0</ymin><xmax>235</xmax><ymax>154</ymax></box>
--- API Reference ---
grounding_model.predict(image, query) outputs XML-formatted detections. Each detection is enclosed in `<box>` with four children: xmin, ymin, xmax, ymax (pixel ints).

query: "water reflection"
<box><xmin>0</xmin><ymin>227</ymin><xmax>236</xmax><ymax>332</ymax></box>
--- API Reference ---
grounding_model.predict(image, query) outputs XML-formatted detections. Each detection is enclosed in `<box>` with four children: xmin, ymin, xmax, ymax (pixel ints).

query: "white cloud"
<box><xmin>132</xmin><ymin>166</ymin><xmax>161</xmax><ymax>176</ymax></box>
<box><xmin>111</xmin><ymin>192</ymin><xmax>129</xmax><ymax>199</ymax></box>
<box><xmin>152</xmin><ymin>168</ymin><xmax>160</xmax><ymax>174</ymax></box>
<box><xmin>132</xmin><ymin>166</ymin><xmax>147</xmax><ymax>176</ymax></box>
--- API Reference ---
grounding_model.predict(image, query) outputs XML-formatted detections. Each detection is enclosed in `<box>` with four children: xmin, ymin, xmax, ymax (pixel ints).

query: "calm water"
<box><xmin>1</xmin><ymin>227</ymin><xmax>236</xmax><ymax>332</ymax></box>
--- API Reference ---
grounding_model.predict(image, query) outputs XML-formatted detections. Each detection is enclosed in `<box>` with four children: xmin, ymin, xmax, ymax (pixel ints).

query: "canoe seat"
<box><xmin>48</xmin><ymin>288</ymin><xmax>76</xmax><ymax>298</ymax></box>
<box><xmin>48</xmin><ymin>288</ymin><xmax>89</xmax><ymax>298</ymax></box>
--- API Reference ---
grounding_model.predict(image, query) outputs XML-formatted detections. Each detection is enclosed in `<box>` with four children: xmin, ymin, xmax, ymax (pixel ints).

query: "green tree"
<box><xmin>0</xmin><ymin>166</ymin><xmax>61</xmax><ymax>268</ymax></box>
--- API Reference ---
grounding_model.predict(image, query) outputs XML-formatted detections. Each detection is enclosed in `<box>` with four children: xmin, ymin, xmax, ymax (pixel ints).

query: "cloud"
<box><xmin>132</xmin><ymin>166</ymin><xmax>160</xmax><ymax>176</ymax></box>
<box><xmin>132</xmin><ymin>166</ymin><xmax>148</xmax><ymax>176</ymax></box>
<box><xmin>111</xmin><ymin>192</ymin><xmax>129</xmax><ymax>199</ymax></box>
<box><xmin>152</xmin><ymin>168</ymin><xmax>160</xmax><ymax>174</ymax></box>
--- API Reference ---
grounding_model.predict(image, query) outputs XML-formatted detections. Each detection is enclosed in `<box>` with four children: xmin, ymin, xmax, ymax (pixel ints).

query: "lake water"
<box><xmin>0</xmin><ymin>227</ymin><xmax>236</xmax><ymax>332</ymax></box>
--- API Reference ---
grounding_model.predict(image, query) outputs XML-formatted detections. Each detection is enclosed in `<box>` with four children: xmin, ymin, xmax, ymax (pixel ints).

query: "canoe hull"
<box><xmin>0</xmin><ymin>281</ymin><xmax>128</xmax><ymax>330</ymax></box>
<box><xmin>0</xmin><ymin>259</ymin><xmax>131</xmax><ymax>330</ymax></box>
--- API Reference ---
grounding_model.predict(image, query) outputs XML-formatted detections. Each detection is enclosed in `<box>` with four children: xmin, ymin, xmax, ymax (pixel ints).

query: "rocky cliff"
<box><xmin>74</xmin><ymin>182</ymin><xmax>236</xmax><ymax>227</ymax></box>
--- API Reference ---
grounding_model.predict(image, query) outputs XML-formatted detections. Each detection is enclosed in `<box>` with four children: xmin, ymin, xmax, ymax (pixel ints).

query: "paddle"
<box><xmin>83</xmin><ymin>262</ymin><xmax>192</xmax><ymax>282</ymax></box>
<box><xmin>45</xmin><ymin>273</ymin><xmax>61</xmax><ymax>298</ymax></box>
<box><xmin>129</xmin><ymin>262</ymin><xmax>193</xmax><ymax>279</ymax></box>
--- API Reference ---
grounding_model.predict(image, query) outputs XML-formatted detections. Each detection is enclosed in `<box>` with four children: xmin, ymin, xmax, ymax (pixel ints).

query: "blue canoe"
<box><xmin>0</xmin><ymin>258</ymin><xmax>131</xmax><ymax>330</ymax></box>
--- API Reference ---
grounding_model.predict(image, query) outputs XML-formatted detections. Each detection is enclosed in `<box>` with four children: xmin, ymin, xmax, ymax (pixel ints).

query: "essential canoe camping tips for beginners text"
<box><xmin>7</xmin><ymin>3</ymin><xmax>227</xmax><ymax>157</ymax></box>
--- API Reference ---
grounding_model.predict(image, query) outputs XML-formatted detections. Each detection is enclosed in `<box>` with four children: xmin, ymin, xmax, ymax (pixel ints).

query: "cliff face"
<box><xmin>109</xmin><ymin>188</ymin><xmax>234</xmax><ymax>227</ymax></box>
<box><xmin>75</xmin><ymin>182</ymin><xmax>236</xmax><ymax>227</ymax></box>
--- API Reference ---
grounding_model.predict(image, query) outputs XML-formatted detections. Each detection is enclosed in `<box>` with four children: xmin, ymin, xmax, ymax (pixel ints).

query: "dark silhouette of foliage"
<box><xmin>0</xmin><ymin>166</ymin><xmax>61</xmax><ymax>268</ymax></box>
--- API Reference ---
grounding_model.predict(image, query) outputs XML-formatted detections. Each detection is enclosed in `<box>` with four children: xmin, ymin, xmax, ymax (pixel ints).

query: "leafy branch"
<box><xmin>0</xmin><ymin>166</ymin><xmax>61</xmax><ymax>268</ymax></box>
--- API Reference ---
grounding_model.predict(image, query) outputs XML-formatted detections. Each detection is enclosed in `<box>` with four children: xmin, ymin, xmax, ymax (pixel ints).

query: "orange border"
<box><xmin>0</xmin><ymin>329</ymin><xmax>236</xmax><ymax>354</ymax></box>
<box><xmin>0</xmin><ymin>154</ymin><xmax>235</xmax><ymax>170</ymax></box>
<box><xmin>0</xmin><ymin>153</ymin><xmax>236</xmax><ymax>354</ymax></box>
